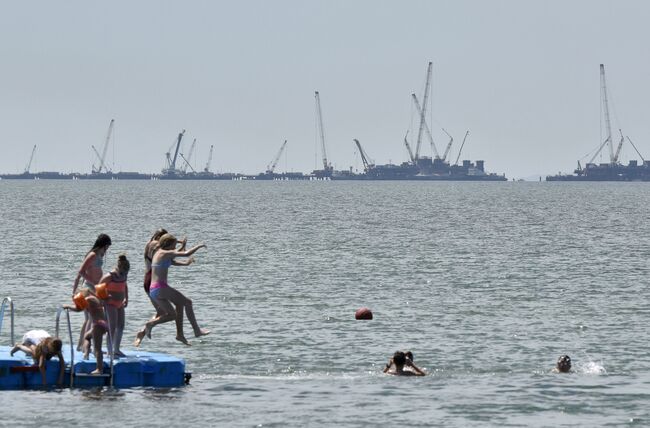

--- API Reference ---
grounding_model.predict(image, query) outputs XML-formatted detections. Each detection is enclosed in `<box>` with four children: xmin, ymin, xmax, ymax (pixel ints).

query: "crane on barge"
<box><xmin>414</xmin><ymin>61</ymin><xmax>433</xmax><ymax>162</ymax></box>
<box><xmin>353</xmin><ymin>139</ymin><xmax>374</xmax><ymax>172</ymax></box>
<box><xmin>204</xmin><ymin>145</ymin><xmax>214</xmax><ymax>173</ymax></box>
<box><xmin>314</xmin><ymin>91</ymin><xmax>333</xmax><ymax>176</ymax></box>
<box><xmin>267</xmin><ymin>140</ymin><xmax>287</xmax><ymax>174</ymax></box>
<box><xmin>24</xmin><ymin>145</ymin><xmax>36</xmax><ymax>174</ymax></box>
<box><xmin>162</xmin><ymin>130</ymin><xmax>185</xmax><ymax>175</ymax></box>
<box><xmin>92</xmin><ymin>119</ymin><xmax>114</xmax><ymax>173</ymax></box>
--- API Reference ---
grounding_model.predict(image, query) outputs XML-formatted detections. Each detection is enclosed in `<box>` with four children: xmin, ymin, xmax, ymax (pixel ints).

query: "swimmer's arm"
<box><xmin>383</xmin><ymin>358</ymin><xmax>393</xmax><ymax>373</ymax></box>
<box><xmin>405</xmin><ymin>360</ymin><xmax>426</xmax><ymax>376</ymax></box>
<box><xmin>124</xmin><ymin>283</ymin><xmax>129</xmax><ymax>308</ymax></box>
<box><xmin>39</xmin><ymin>354</ymin><xmax>47</xmax><ymax>385</ymax></box>
<box><xmin>73</xmin><ymin>253</ymin><xmax>96</xmax><ymax>294</ymax></box>
<box><xmin>62</xmin><ymin>304</ymin><xmax>82</xmax><ymax>312</ymax></box>
<box><xmin>172</xmin><ymin>244</ymin><xmax>206</xmax><ymax>258</ymax></box>
<box><xmin>177</xmin><ymin>237</ymin><xmax>187</xmax><ymax>251</ymax></box>
<box><xmin>56</xmin><ymin>352</ymin><xmax>64</xmax><ymax>386</ymax></box>
<box><xmin>172</xmin><ymin>257</ymin><xmax>195</xmax><ymax>266</ymax></box>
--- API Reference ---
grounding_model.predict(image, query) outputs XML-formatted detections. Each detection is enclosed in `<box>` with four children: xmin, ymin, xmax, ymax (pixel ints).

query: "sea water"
<box><xmin>0</xmin><ymin>180</ymin><xmax>649</xmax><ymax>427</ymax></box>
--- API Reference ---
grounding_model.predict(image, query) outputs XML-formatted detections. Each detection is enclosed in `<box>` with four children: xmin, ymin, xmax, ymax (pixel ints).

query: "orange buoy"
<box><xmin>355</xmin><ymin>307</ymin><xmax>373</xmax><ymax>320</ymax></box>
<box><xmin>95</xmin><ymin>283</ymin><xmax>109</xmax><ymax>299</ymax></box>
<box><xmin>73</xmin><ymin>292</ymin><xmax>88</xmax><ymax>310</ymax></box>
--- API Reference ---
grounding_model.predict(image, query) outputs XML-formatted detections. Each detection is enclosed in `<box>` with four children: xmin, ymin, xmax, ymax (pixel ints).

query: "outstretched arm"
<box><xmin>39</xmin><ymin>354</ymin><xmax>47</xmax><ymax>386</ymax></box>
<box><xmin>56</xmin><ymin>352</ymin><xmax>65</xmax><ymax>386</ymax></box>
<box><xmin>172</xmin><ymin>244</ymin><xmax>206</xmax><ymax>258</ymax></box>
<box><xmin>383</xmin><ymin>358</ymin><xmax>393</xmax><ymax>373</ymax></box>
<box><xmin>405</xmin><ymin>360</ymin><xmax>426</xmax><ymax>376</ymax></box>
<box><xmin>63</xmin><ymin>304</ymin><xmax>82</xmax><ymax>312</ymax></box>
<box><xmin>172</xmin><ymin>257</ymin><xmax>195</xmax><ymax>267</ymax></box>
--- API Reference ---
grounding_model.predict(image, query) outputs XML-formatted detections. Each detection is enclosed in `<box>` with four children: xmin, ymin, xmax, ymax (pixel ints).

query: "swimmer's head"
<box><xmin>405</xmin><ymin>351</ymin><xmax>413</xmax><ymax>361</ymax></box>
<box><xmin>393</xmin><ymin>351</ymin><xmax>406</xmax><ymax>367</ymax></box>
<box><xmin>159</xmin><ymin>233</ymin><xmax>177</xmax><ymax>250</ymax></box>
<box><xmin>151</xmin><ymin>228</ymin><xmax>168</xmax><ymax>241</ymax></box>
<box><xmin>117</xmin><ymin>254</ymin><xmax>130</xmax><ymax>274</ymax></box>
<box><xmin>93</xmin><ymin>234</ymin><xmax>112</xmax><ymax>251</ymax></box>
<box><xmin>556</xmin><ymin>355</ymin><xmax>572</xmax><ymax>373</ymax></box>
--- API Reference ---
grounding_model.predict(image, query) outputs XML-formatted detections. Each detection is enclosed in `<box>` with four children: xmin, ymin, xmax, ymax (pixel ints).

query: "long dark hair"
<box><xmin>145</xmin><ymin>228</ymin><xmax>167</xmax><ymax>259</ymax></box>
<box><xmin>88</xmin><ymin>233</ymin><xmax>111</xmax><ymax>256</ymax></box>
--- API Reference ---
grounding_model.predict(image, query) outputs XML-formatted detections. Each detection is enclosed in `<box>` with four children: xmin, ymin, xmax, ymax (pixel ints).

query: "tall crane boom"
<box><xmin>165</xmin><ymin>130</ymin><xmax>185</xmax><ymax>173</ymax></box>
<box><xmin>178</xmin><ymin>153</ymin><xmax>196</xmax><ymax>173</ymax></box>
<box><xmin>204</xmin><ymin>145</ymin><xmax>214</xmax><ymax>173</ymax></box>
<box><xmin>404</xmin><ymin>131</ymin><xmax>415</xmax><ymax>164</ymax></box>
<box><xmin>93</xmin><ymin>119</ymin><xmax>114</xmax><ymax>173</ymax></box>
<box><xmin>411</xmin><ymin>94</ymin><xmax>440</xmax><ymax>159</ymax></box>
<box><xmin>24</xmin><ymin>145</ymin><xmax>36</xmax><ymax>174</ymax></box>
<box><xmin>441</xmin><ymin>128</ymin><xmax>454</xmax><ymax>162</ymax></box>
<box><xmin>415</xmin><ymin>61</ymin><xmax>433</xmax><ymax>161</ymax></box>
<box><xmin>314</xmin><ymin>91</ymin><xmax>331</xmax><ymax>171</ymax></box>
<box><xmin>267</xmin><ymin>140</ymin><xmax>287</xmax><ymax>174</ymax></box>
<box><xmin>181</xmin><ymin>138</ymin><xmax>197</xmax><ymax>173</ymax></box>
<box><xmin>613</xmin><ymin>129</ymin><xmax>624</xmax><ymax>164</ymax></box>
<box><xmin>454</xmin><ymin>131</ymin><xmax>470</xmax><ymax>165</ymax></box>
<box><xmin>600</xmin><ymin>64</ymin><xmax>615</xmax><ymax>164</ymax></box>
<box><xmin>353</xmin><ymin>139</ymin><xmax>373</xmax><ymax>172</ymax></box>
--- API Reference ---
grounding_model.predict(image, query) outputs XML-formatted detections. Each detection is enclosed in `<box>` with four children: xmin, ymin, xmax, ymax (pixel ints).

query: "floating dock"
<box><xmin>0</xmin><ymin>345</ymin><xmax>188</xmax><ymax>389</ymax></box>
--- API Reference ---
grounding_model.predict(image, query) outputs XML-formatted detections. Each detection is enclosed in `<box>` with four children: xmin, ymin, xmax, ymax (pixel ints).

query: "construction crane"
<box><xmin>414</xmin><ymin>62</ymin><xmax>433</xmax><ymax>161</ymax></box>
<box><xmin>454</xmin><ymin>131</ymin><xmax>470</xmax><ymax>165</ymax></box>
<box><xmin>163</xmin><ymin>130</ymin><xmax>185</xmax><ymax>174</ymax></box>
<box><xmin>204</xmin><ymin>145</ymin><xmax>214</xmax><ymax>173</ymax></box>
<box><xmin>93</xmin><ymin>119</ymin><xmax>114</xmax><ymax>173</ymax></box>
<box><xmin>403</xmin><ymin>131</ymin><xmax>416</xmax><ymax>164</ymax></box>
<box><xmin>601</xmin><ymin>64</ymin><xmax>615</xmax><ymax>164</ymax></box>
<box><xmin>626</xmin><ymin>136</ymin><xmax>646</xmax><ymax>163</ymax></box>
<box><xmin>181</xmin><ymin>138</ymin><xmax>197</xmax><ymax>173</ymax></box>
<box><xmin>179</xmin><ymin>153</ymin><xmax>196</xmax><ymax>173</ymax></box>
<box><xmin>24</xmin><ymin>145</ymin><xmax>36</xmax><ymax>174</ymax></box>
<box><xmin>441</xmin><ymin>128</ymin><xmax>454</xmax><ymax>162</ymax></box>
<box><xmin>613</xmin><ymin>129</ymin><xmax>625</xmax><ymax>164</ymax></box>
<box><xmin>353</xmin><ymin>139</ymin><xmax>374</xmax><ymax>172</ymax></box>
<box><xmin>267</xmin><ymin>140</ymin><xmax>287</xmax><ymax>174</ymax></box>
<box><xmin>411</xmin><ymin>94</ymin><xmax>440</xmax><ymax>159</ymax></box>
<box><xmin>314</xmin><ymin>91</ymin><xmax>332</xmax><ymax>173</ymax></box>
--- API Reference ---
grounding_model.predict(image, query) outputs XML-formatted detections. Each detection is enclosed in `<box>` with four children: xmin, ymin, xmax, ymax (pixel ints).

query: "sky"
<box><xmin>1</xmin><ymin>0</ymin><xmax>649</xmax><ymax>178</ymax></box>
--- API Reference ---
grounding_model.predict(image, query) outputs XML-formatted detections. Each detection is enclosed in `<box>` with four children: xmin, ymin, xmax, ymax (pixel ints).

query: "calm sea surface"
<box><xmin>0</xmin><ymin>180</ymin><xmax>649</xmax><ymax>427</ymax></box>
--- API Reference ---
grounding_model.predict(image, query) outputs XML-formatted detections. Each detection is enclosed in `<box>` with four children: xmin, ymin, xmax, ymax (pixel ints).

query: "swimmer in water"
<box><xmin>10</xmin><ymin>330</ymin><xmax>65</xmax><ymax>386</ymax></box>
<box><xmin>64</xmin><ymin>289</ymin><xmax>108</xmax><ymax>375</ymax></box>
<box><xmin>72</xmin><ymin>234</ymin><xmax>111</xmax><ymax>351</ymax></box>
<box><xmin>554</xmin><ymin>355</ymin><xmax>572</xmax><ymax>373</ymax></box>
<box><xmin>383</xmin><ymin>351</ymin><xmax>426</xmax><ymax>376</ymax></box>
<box><xmin>134</xmin><ymin>233</ymin><xmax>209</xmax><ymax>347</ymax></box>
<box><xmin>98</xmin><ymin>254</ymin><xmax>130</xmax><ymax>358</ymax></box>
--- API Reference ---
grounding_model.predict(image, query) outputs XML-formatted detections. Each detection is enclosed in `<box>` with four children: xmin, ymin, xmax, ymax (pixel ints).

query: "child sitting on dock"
<box><xmin>10</xmin><ymin>330</ymin><xmax>65</xmax><ymax>386</ymax></box>
<box><xmin>98</xmin><ymin>254</ymin><xmax>129</xmax><ymax>358</ymax></box>
<box><xmin>64</xmin><ymin>289</ymin><xmax>108</xmax><ymax>375</ymax></box>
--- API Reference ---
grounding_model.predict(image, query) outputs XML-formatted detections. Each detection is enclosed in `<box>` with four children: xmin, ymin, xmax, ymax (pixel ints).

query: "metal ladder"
<box><xmin>0</xmin><ymin>297</ymin><xmax>15</xmax><ymax>346</ymax></box>
<box><xmin>55</xmin><ymin>306</ymin><xmax>115</xmax><ymax>387</ymax></box>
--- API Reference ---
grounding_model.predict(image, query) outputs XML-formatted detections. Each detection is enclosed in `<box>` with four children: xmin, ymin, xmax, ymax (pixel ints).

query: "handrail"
<box><xmin>0</xmin><ymin>297</ymin><xmax>15</xmax><ymax>346</ymax></box>
<box><xmin>55</xmin><ymin>306</ymin><xmax>75</xmax><ymax>388</ymax></box>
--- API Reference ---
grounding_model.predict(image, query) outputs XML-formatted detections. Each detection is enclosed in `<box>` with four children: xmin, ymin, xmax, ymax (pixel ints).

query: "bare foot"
<box><xmin>176</xmin><ymin>336</ymin><xmax>191</xmax><ymax>346</ymax></box>
<box><xmin>134</xmin><ymin>330</ymin><xmax>146</xmax><ymax>347</ymax></box>
<box><xmin>194</xmin><ymin>328</ymin><xmax>211</xmax><ymax>338</ymax></box>
<box><xmin>90</xmin><ymin>369</ymin><xmax>102</xmax><ymax>375</ymax></box>
<box><xmin>114</xmin><ymin>351</ymin><xmax>126</xmax><ymax>358</ymax></box>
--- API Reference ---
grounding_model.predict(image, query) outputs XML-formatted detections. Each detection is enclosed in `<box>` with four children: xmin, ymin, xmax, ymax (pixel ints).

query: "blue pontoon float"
<box><xmin>0</xmin><ymin>297</ymin><xmax>190</xmax><ymax>389</ymax></box>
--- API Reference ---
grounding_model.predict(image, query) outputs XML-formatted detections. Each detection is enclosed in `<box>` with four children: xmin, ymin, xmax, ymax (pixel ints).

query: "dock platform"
<box><xmin>0</xmin><ymin>345</ymin><xmax>188</xmax><ymax>389</ymax></box>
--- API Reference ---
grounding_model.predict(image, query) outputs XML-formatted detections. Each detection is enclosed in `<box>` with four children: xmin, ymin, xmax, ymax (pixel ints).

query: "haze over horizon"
<box><xmin>1</xmin><ymin>0</ymin><xmax>648</xmax><ymax>179</ymax></box>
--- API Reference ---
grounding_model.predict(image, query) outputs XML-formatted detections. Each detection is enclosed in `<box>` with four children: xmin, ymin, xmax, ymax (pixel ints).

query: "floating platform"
<box><xmin>0</xmin><ymin>345</ymin><xmax>189</xmax><ymax>389</ymax></box>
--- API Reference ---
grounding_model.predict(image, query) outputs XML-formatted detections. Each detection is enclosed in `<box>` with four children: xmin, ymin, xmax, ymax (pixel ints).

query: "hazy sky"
<box><xmin>1</xmin><ymin>0</ymin><xmax>648</xmax><ymax>178</ymax></box>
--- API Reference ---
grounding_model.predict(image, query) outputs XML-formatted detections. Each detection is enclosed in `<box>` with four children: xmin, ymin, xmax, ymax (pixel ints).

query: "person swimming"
<box><xmin>554</xmin><ymin>355</ymin><xmax>572</xmax><ymax>373</ymax></box>
<box><xmin>383</xmin><ymin>351</ymin><xmax>426</xmax><ymax>376</ymax></box>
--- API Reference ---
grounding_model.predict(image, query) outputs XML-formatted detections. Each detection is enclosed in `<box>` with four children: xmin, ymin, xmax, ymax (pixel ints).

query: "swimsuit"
<box><xmin>151</xmin><ymin>259</ymin><xmax>172</xmax><ymax>269</ymax></box>
<box><xmin>83</xmin><ymin>253</ymin><xmax>104</xmax><ymax>292</ymax></box>
<box><xmin>149</xmin><ymin>281</ymin><xmax>169</xmax><ymax>300</ymax></box>
<box><xmin>22</xmin><ymin>330</ymin><xmax>50</xmax><ymax>346</ymax></box>
<box><xmin>93</xmin><ymin>319</ymin><xmax>108</xmax><ymax>330</ymax></box>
